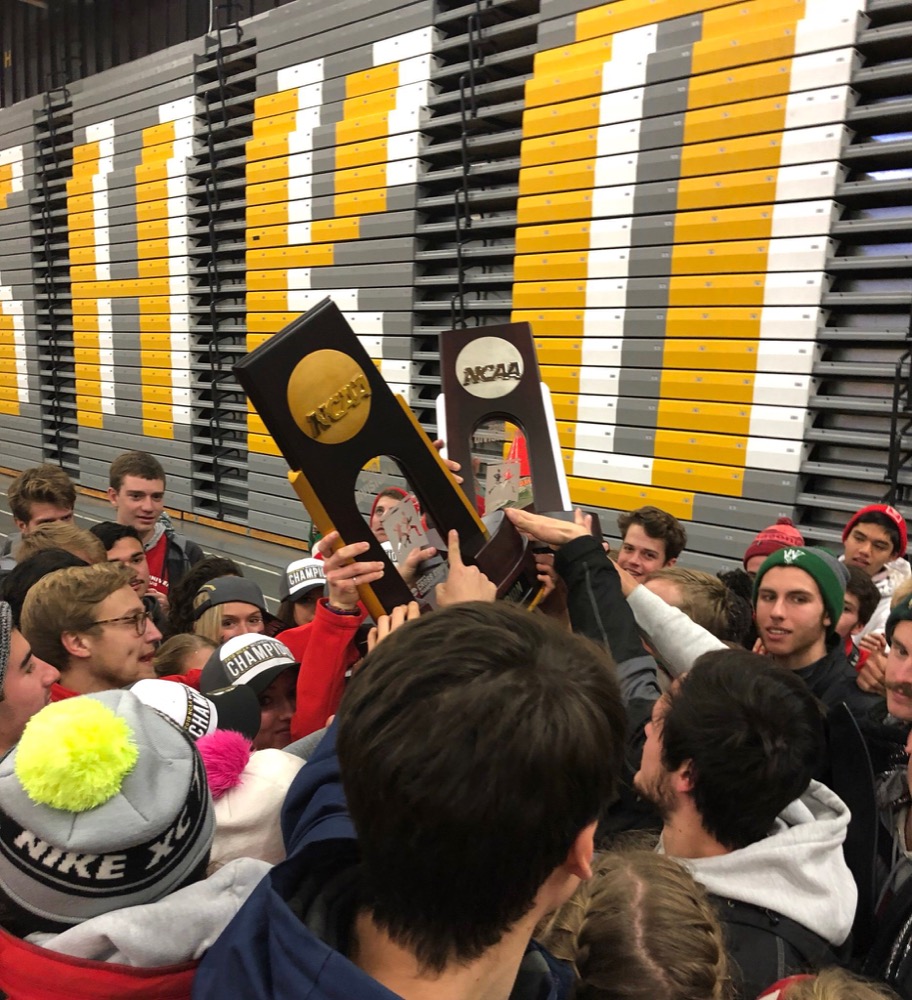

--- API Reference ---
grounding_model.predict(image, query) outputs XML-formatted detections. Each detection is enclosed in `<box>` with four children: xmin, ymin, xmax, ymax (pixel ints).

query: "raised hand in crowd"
<box><xmin>435</xmin><ymin>529</ymin><xmax>496</xmax><ymax>606</ymax></box>
<box><xmin>316</xmin><ymin>530</ymin><xmax>384</xmax><ymax>611</ymax></box>
<box><xmin>366</xmin><ymin>601</ymin><xmax>420</xmax><ymax>653</ymax></box>
<box><xmin>858</xmin><ymin>647</ymin><xmax>887</xmax><ymax>696</ymax></box>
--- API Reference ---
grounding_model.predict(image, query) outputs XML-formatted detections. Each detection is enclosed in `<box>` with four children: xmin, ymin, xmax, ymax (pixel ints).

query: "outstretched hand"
<box><xmin>435</xmin><ymin>529</ymin><xmax>497</xmax><ymax>607</ymax></box>
<box><xmin>317</xmin><ymin>530</ymin><xmax>385</xmax><ymax>611</ymax></box>
<box><xmin>505</xmin><ymin>507</ymin><xmax>592</xmax><ymax>548</ymax></box>
<box><xmin>367</xmin><ymin>601</ymin><xmax>421</xmax><ymax>653</ymax></box>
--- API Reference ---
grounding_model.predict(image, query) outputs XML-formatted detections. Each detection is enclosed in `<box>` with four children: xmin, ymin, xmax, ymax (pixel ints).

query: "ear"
<box><xmin>672</xmin><ymin>760</ymin><xmax>695</xmax><ymax>795</ymax></box>
<box><xmin>106</xmin><ymin>486</ymin><xmax>119</xmax><ymax>508</ymax></box>
<box><xmin>12</xmin><ymin>518</ymin><xmax>27</xmax><ymax>534</ymax></box>
<box><xmin>564</xmin><ymin>821</ymin><xmax>597</xmax><ymax>881</ymax></box>
<box><xmin>665</xmin><ymin>556</ymin><xmax>678</xmax><ymax>568</ymax></box>
<box><xmin>850</xmin><ymin>621</ymin><xmax>865</xmax><ymax>637</ymax></box>
<box><xmin>61</xmin><ymin>629</ymin><xmax>93</xmax><ymax>661</ymax></box>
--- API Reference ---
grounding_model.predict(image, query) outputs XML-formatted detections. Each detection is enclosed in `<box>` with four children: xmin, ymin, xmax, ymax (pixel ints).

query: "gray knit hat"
<box><xmin>0</xmin><ymin>601</ymin><xmax>12</xmax><ymax>694</ymax></box>
<box><xmin>0</xmin><ymin>689</ymin><xmax>214</xmax><ymax>926</ymax></box>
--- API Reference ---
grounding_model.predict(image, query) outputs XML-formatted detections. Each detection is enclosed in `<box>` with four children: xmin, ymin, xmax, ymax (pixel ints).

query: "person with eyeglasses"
<box><xmin>20</xmin><ymin>562</ymin><xmax>163</xmax><ymax>702</ymax></box>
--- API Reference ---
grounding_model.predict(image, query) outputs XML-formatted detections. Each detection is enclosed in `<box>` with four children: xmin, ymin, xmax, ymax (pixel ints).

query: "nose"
<box><xmin>769</xmin><ymin>597</ymin><xmax>787</xmax><ymax>619</ymax></box>
<box><xmin>39</xmin><ymin>658</ymin><xmax>59</xmax><ymax>687</ymax></box>
<box><xmin>144</xmin><ymin>618</ymin><xmax>163</xmax><ymax>644</ymax></box>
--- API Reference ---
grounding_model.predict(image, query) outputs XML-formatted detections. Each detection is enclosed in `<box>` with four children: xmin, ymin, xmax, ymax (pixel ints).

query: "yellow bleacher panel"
<box><xmin>660</xmin><ymin>369</ymin><xmax>756</xmax><ymax>403</ymax></box>
<box><xmin>246</xmin><ymin>292</ymin><xmax>291</xmax><ymax>311</ymax></box>
<box><xmin>524</xmin><ymin>66</ymin><xmax>605</xmax><ymax>110</ymax></box>
<box><xmin>66</xmin><ymin>176</ymin><xmax>95</xmax><ymax>196</ymax></box>
<box><xmin>343</xmin><ymin>86</ymin><xmax>398</xmax><ymax>118</ymax></box>
<box><xmin>336</xmin><ymin>136</ymin><xmax>390</xmax><ymax>170</ymax></box>
<box><xmin>681</xmin><ymin>132</ymin><xmax>785</xmax><ymax>177</ymax></box>
<box><xmin>246</xmin><ymin>243</ymin><xmax>334</xmax><ymax>268</ymax></box>
<box><xmin>138</xmin><ymin>238</ymin><xmax>172</xmax><ymax>260</ymax></box>
<box><xmin>517</xmin><ymin>191</ymin><xmax>593</xmax><ymax>225</ymax></box>
<box><xmin>670</xmin><ymin>240</ymin><xmax>773</xmax><ymax>275</ymax></box>
<box><xmin>140</xmin><ymin>403</ymin><xmax>174</xmax><ymax>422</ymax></box>
<box><xmin>135</xmin><ymin>199</ymin><xmax>180</xmax><ymax>222</ymax></box>
<box><xmin>668</xmin><ymin>275</ymin><xmax>766</xmax><ymax>308</ymax></box>
<box><xmin>520</xmin><ymin>128</ymin><xmax>599</xmax><ymax>168</ymax></box>
<box><xmin>254</xmin><ymin>89</ymin><xmax>298</xmax><ymax>117</ymax></box>
<box><xmin>662</xmin><ymin>340</ymin><xmax>760</xmax><ymax>371</ymax></box>
<box><xmin>246</xmin><ymin>157</ymin><xmax>292</xmax><ymax>184</ymax></box>
<box><xmin>140</xmin><ymin>367</ymin><xmax>172</xmax><ymax>387</ymax></box>
<box><xmin>534</xmin><ymin>338</ymin><xmax>584</xmax><ymax>365</ymax></box>
<box><xmin>247</xmin><ymin>226</ymin><xmax>291</xmax><ymax>249</ymax></box>
<box><xmin>334</xmin><ymin>189</ymin><xmax>387</xmax><ymax>216</ymax></box>
<box><xmin>654</xmin><ymin>428</ymin><xmax>750</xmax><ymax>466</ymax></box>
<box><xmin>657</xmin><ymin>399</ymin><xmax>753</xmax><ymax>435</ymax></box>
<box><xmin>251</xmin><ymin>110</ymin><xmax>297</xmax><ymax>139</ymax></box>
<box><xmin>246</xmin><ymin>135</ymin><xmax>291</xmax><ymax>163</ymax></box>
<box><xmin>137</xmin><ymin>220</ymin><xmax>171</xmax><ymax>240</ymax></box>
<box><xmin>67</xmin><ymin>210</ymin><xmax>97</xmax><ymax>231</ymax></box>
<box><xmin>246</xmin><ymin>180</ymin><xmax>290</xmax><ymax>207</ymax></box>
<box><xmin>144</xmin><ymin>385</ymin><xmax>175</xmax><ymax>403</ymax></box>
<box><xmin>540</xmin><ymin>365</ymin><xmax>582</xmax><ymax>394</ymax></box>
<box><xmin>246</xmin><ymin>270</ymin><xmax>289</xmax><ymax>291</ymax></box>
<box><xmin>688</xmin><ymin>57</ymin><xmax>796</xmax><ymax>111</ymax></box>
<box><xmin>665</xmin><ymin>306</ymin><xmax>764</xmax><ymax>337</ymax></box>
<box><xmin>690</xmin><ymin>26</ymin><xmax>800</xmax><ymax>76</ymax></box>
<box><xmin>142</xmin><ymin>121</ymin><xmax>176</xmax><ymax>146</ymax></box>
<box><xmin>533</xmin><ymin>35</ymin><xmax>613</xmax><ymax>74</ymax></box>
<box><xmin>66</xmin><ymin>192</ymin><xmax>96</xmax><ymax>213</ymax></box>
<box><xmin>335</xmin><ymin>110</ymin><xmax>394</xmax><ymax>150</ymax></box>
<box><xmin>138</xmin><ymin>296</ymin><xmax>178</xmax><ymax>313</ymax></box>
<box><xmin>512</xmin><ymin>310</ymin><xmax>586</xmax><ymax>336</ymax></box>
<box><xmin>134</xmin><ymin>180</ymin><xmax>172</xmax><ymax>203</ymax></box>
<box><xmin>69</xmin><ymin>246</ymin><xmax>96</xmax><ymax>265</ymax></box>
<box><xmin>575</xmin><ymin>0</ymin><xmax>732</xmax><ymax>40</ymax></box>
<box><xmin>345</xmin><ymin>61</ymin><xmax>398</xmax><ymax>99</ymax></box>
<box><xmin>683</xmin><ymin>96</ymin><xmax>789</xmax><ymax>145</ymax></box>
<box><xmin>676</xmin><ymin>169</ymin><xmax>779</xmax><ymax>210</ymax></box>
<box><xmin>674</xmin><ymin>204</ymin><xmax>775</xmax><ymax>243</ymax></box>
<box><xmin>568</xmin><ymin>474</ymin><xmax>694</xmax><ymax>520</ymax></box>
<box><xmin>139</xmin><ymin>334</ymin><xmax>174</xmax><ymax>351</ymax></box>
<box><xmin>138</xmin><ymin>259</ymin><xmax>171</xmax><ymax>279</ymax></box>
<box><xmin>514</xmin><ymin>222</ymin><xmax>591</xmax><ymax>254</ymax></box>
<box><xmin>72</xmin><ymin>141</ymin><xmax>101</xmax><ymax>165</ymax></box>
<box><xmin>523</xmin><ymin>97</ymin><xmax>601</xmax><ymax>139</ymax></box>
<box><xmin>247</xmin><ymin>313</ymin><xmax>297</xmax><ymax>333</ymax></box>
<box><xmin>70</xmin><ymin>265</ymin><xmax>96</xmax><ymax>283</ymax></box>
<box><xmin>247</xmin><ymin>203</ymin><xmax>293</xmax><ymax>228</ymax></box>
<box><xmin>249</xmin><ymin>433</ymin><xmax>282</xmax><ymax>456</ymax></box>
<box><xmin>514</xmin><ymin>252</ymin><xmax>590</xmax><ymax>282</ymax></box>
<box><xmin>311</xmin><ymin>217</ymin><xmax>360</xmax><ymax>242</ymax></box>
<box><xmin>519</xmin><ymin>160</ymin><xmax>596</xmax><ymax>196</ymax></box>
<box><xmin>513</xmin><ymin>281</ymin><xmax>587</xmax><ymax>309</ymax></box>
<box><xmin>142</xmin><ymin>419</ymin><xmax>175</xmax><ymax>440</ymax></box>
<box><xmin>653</xmin><ymin>458</ymin><xmax>744</xmax><ymax>496</ymax></box>
<box><xmin>139</xmin><ymin>139</ymin><xmax>177</xmax><ymax>164</ymax></box>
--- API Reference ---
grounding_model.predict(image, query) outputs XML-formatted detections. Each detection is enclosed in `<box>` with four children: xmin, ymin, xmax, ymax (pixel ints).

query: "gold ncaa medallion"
<box><xmin>287</xmin><ymin>349</ymin><xmax>372</xmax><ymax>444</ymax></box>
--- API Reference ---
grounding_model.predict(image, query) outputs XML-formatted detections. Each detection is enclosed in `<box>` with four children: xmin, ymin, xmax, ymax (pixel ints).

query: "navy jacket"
<box><xmin>193</xmin><ymin>724</ymin><xmax>574</xmax><ymax>1000</ymax></box>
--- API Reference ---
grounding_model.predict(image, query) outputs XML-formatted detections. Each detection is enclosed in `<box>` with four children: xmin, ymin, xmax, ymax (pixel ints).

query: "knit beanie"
<box><xmin>752</xmin><ymin>546</ymin><xmax>846</xmax><ymax>635</ymax></box>
<box><xmin>743</xmin><ymin>517</ymin><xmax>805</xmax><ymax>569</ymax></box>
<box><xmin>0</xmin><ymin>689</ymin><xmax>214</xmax><ymax>926</ymax></box>
<box><xmin>842</xmin><ymin>503</ymin><xmax>908</xmax><ymax>557</ymax></box>
<box><xmin>0</xmin><ymin>601</ymin><xmax>12</xmax><ymax>693</ymax></box>
<box><xmin>886</xmin><ymin>590</ymin><xmax>912</xmax><ymax>644</ymax></box>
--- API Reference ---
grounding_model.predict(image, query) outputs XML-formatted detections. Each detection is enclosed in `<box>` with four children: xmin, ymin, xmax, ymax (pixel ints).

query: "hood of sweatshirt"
<box><xmin>26</xmin><ymin>857</ymin><xmax>270</xmax><ymax>967</ymax></box>
<box><xmin>668</xmin><ymin>781</ymin><xmax>857</xmax><ymax>946</ymax></box>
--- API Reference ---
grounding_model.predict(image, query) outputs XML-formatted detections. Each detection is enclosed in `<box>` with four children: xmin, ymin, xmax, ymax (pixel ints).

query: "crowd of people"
<box><xmin>0</xmin><ymin>451</ymin><xmax>911</xmax><ymax>999</ymax></box>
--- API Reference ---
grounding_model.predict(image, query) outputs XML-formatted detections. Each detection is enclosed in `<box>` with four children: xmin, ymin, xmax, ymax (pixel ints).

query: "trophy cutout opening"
<box><xmin>470</xmin><ymin>418</ymin><xmax>533</xmax><ymax>515</ymax></box>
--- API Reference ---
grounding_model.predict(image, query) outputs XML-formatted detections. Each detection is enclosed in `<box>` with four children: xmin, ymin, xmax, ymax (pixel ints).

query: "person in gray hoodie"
<box><xmin>635</xmin><ymin>649</ymin><xmax>856</xmax><ymax>999</ymax></box>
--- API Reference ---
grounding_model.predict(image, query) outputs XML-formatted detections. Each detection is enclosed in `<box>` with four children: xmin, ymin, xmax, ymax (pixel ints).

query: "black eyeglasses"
<box><xmin>91</xmin><ymin>609</ymin><xmax>151</xmax><ymax>636</ymax></box>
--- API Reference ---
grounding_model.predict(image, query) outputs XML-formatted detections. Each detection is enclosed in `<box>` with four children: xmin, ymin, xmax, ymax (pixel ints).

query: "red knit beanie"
<box><xmin>743</xmin><ymin>517</ymin><xmax>805</xmax><ymax>569</ymax></box>
<box><xmin>842</xmin><ymin>503</ymin><xmax>907</xmax><ymax>557</ymax></box>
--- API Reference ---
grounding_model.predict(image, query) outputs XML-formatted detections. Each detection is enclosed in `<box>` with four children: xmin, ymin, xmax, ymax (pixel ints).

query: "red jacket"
<box><xmin>283</xmin><ymin>598</ymin><xmax>366</xmax><ymax>741</ymax></box>
<box><xmin>0</xmin><ymin>928</ymin><xmax>196</xmax><ymax>1000</ymax></box>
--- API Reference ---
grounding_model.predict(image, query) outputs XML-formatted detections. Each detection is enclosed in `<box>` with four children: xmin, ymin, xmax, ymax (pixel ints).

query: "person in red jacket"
<box><xmin>0</xmin><ymin>689</ymin><xmax>267</xmax><ymax>1000</ymax></box>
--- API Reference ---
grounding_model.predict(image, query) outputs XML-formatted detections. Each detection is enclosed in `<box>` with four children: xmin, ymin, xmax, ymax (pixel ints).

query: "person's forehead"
<box><xmin>624</xmin><ymin>524</ymin><xmax>664</xmax><ymax>551</ymax></box>
<box><xmin>98</xmin><ymin>585</ymin><xmax>144</xmax><ymax>612</ymax></box>
<box><xmin>852</xmin><ymin>521</ymin><xmax>892</xmax><ymax>544</ymax></box>
<box><xmin>108</xmin><ymin>537</ymin><xmax>144</xmax><ymax>558</ymax></box>
<box><xmin>893</xmin><ymin>620</ymin><xmax>912</xmax><ymax>647</ymax></box>
<box><xmin>758</xmin><ymin>565</ymin><xmax>819</xmax><ymax>594</ymax></box>
<box><xmin>219</xmin><ymin>601</ymin><xmax>261</xmax><ymax>617</ymax></box>
<box><xmin>121</xmin><ymin>476</ymin><xmax>164</xmax><ymax>494</ymax></box>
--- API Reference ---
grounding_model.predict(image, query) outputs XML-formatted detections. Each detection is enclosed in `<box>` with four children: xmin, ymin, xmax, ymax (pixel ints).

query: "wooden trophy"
<box><xmin>234</xmin><ymin>298</ymin><xmax>542</xmax><ymax>618</ymax></box>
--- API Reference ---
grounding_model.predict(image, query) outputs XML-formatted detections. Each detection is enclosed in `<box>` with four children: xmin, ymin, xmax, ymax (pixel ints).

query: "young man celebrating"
<box><xmin>20</xmin><ymin>562</ymin><xmax>162</xmax><ymax>700</ymax></box>
<box><xmin>192</xmin><ymin>602</ymin><xmax>626</xmax><ymax>1000</ymax></box>
<box><xmin>635</xmin><ymin>650</ymin><xmax>855</xmax><ymax>999</ymax></box>
<box><xmin>615</xmin><ymin>505</ymin><xmax>686</xmax><ymax>581</ymax></box>
<box><xmin>107</xmin><ymin>451</ymin><xmax>203</xmax><ymax>597</ymax></box>
<box><xmin>1</xmin><ymin>463</ymin><xmax>76</xmax><ymax>566</ymax></box>
<box><xmin>91</xmin><ymin>520</ymin><xmax>168</xmax><ymax>633</ymax></box>
<box><xmin>841</xmin><ymin>503</ymin><xmax>911</xmax><ymax>639</ymax></box>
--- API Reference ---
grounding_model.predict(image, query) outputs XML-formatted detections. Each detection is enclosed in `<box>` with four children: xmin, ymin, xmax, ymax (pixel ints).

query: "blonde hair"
<box><xmin>15</xmin><ymin>522</ymin><xmax>105</xmax><ymax>565</ymax></box>
<box><xmin>21</xmin><ymin>562</ymin><xmax>134</xmax><ymax>670</ymax></box>
<box><xmin>193</xmin><ymin>603</ymin><xmax>225</xmax><ymax>644</ymax></box>
<box><xmin>892</xmin><ymin>578</ymin><xmax>912</xmax><ymax>608</ymax></box>
<box><xmin>645</xmin><ymin>567</ymin><xmax>732</xmax><ymax>641</ymax></box>
<box><xmin>778</xmin><ymin>968</ymin><xmax>899</xmax><ymax>1000</ymax></box>
<box><xmin>537</xmin><ymin>850</ymin><xmax>730</xmax><ymax>1000</ymax></box>
<box><xmin>153</xmin><ymin>633</ymin><xmax>217</xmax><ymax>676</ymax></box>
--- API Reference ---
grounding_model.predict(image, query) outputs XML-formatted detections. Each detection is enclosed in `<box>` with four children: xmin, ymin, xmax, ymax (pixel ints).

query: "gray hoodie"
<box><xmin>27</xmin><ymin>856</ymin><xmax>269</xmax><ymax>966</ymax></box>
<box><xmin>666</xmin><ymin>780</ymin><xmax>857</xmax><ymax>947</ymax></box>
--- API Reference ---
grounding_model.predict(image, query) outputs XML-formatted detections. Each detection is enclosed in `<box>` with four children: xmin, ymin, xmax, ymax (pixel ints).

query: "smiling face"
<box><xmin>617</xmin><ymin>524</ymin><xmax>671</xmax><ymax>581</ymax></box>
<box><xmin>843</xmin><ymin>520</ymin><xmax>897</xmax><ymax>578</ymax></box>
<box><xmin>754</xmin><ymin>566</ymin><xmax>829</xmax><ymax>670</ymax></box>
<box><xmin>108</xmin><ymin>476</ymin><xmax>165</xmax><ymax>542</ymax></box>
<box><xmin>217</xmin><ymin>601</ymin><xmax>265</xmax><ymax>643</ymax></box>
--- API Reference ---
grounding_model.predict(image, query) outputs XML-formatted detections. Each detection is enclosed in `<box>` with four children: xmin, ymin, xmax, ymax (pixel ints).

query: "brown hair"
<box><xmin>14</xmin><ymin>522</ymin><xmax>105</xmax><ymax>565</ymax></box>
<box><xmin>7</xmin><ymin>464</ymin><xmax>75</xmax><ymax>524</ymax></box>
<box><xmin>778</xmin><ymin>968</ymin><xmax>898</xmax><ymax>1000</ymax></box>
<box><xmin>21</xmin><ymin>563</ymin><xmax>134</xmax><ymax>670</ymax></box>
<box><xmin>109</xmin><ymin>451</ymin><xmax>166</xmax><ymax>491</ymax></box>
<box><xmin>153</xmin><ymin>633</ymin><xmax>216</xmax><ymax>677</ymax></box>
<box><xmin>538</xmin><ymin>850</ymin><xmax>730</xmax><ymax>1000</ymax></box>
<box><xmin>617</xmin><ymin>506</ymin><xmax>687</xmax><ymax>561</ymax></box>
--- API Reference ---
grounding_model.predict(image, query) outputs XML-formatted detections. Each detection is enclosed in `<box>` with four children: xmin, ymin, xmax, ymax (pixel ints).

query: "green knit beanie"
<box><xmin>752</xmin><ymin>546</ymin><xmax>846</xmax><ymax>636</ymax></box>
<box><xmin>886</xmin><ymin>591</ymin><xmax>912</xmax><ymax>644</ymax></box>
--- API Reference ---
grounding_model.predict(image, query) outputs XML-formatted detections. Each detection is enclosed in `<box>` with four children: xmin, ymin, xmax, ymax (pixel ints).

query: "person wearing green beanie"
<box><xmin>752</xmin><ymin>546</ymin><xmax>883</xmax><ymax>720</ymax></box>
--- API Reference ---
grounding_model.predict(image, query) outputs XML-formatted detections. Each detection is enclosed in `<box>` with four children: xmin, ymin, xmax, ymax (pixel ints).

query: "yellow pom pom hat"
<box><xmin>0</xmin><ymin>689</ymin><xmax>214</xmax><ymax>925</ymax></box>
